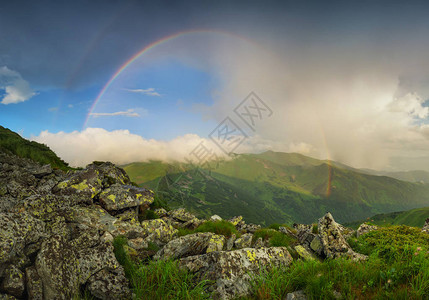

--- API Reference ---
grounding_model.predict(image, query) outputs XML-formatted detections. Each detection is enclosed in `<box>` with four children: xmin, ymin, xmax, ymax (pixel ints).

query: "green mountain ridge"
<box><xmin>0</xmin><ymin>125</ymin><xmax>69</xmax><ymax>170</ymax></box>
<box><xmin>123</xmin><ymin>151</ymin><xmax>429</xmax><ymax>225</ymax></box>
<box><xmin>345</xmin><ymin>206</ymin><xmax>429</xmax><ymax>229</ymax></box>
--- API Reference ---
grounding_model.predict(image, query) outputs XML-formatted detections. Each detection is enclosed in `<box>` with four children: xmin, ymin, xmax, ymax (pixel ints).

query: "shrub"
<box><xmin>194</xmin><ymin>220</ymin><xmax>239</xmax><ymax>238</ymax></box>
<box><xmin>254</xmin><ymin>228</ymin><xmax>297</xmax><ymax>247</ymax></box>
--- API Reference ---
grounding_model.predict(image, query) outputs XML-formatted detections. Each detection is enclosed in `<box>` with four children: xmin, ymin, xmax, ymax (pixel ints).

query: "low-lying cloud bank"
<box><xmin>32</xmin><ymin>127</ymin><xmax>300</xmax><ymax>167</ymax></box>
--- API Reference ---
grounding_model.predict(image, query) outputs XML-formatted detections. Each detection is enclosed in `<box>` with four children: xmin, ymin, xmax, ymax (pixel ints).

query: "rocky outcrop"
<box><xmin>180</xmin><ymin>247</ymin><xmax>293</xmax><ymax>299</ymax></box>
<box><xmin>234</xmin><ymin>233</ymin><xmax>253</xmax><ymax>249</ymax></box>
<box><xmin>422</xmin><ymin>218</ymin><xmax>429</xmax><ymax>234</ymax></box>
<box><xmin>357</xmin><ymin>223</ymin><xmax>378</xmax><ymax>238</ymax></box>
<box><xmin>318</xmin><ymin>213</ymin><xmax>367</xmax><ymax>261</ymax></box>
<box><xmin>0</xmin><ymin>154</ymin><xmax>138</xmax><ymax>299</ymax></box>
<box><xmin>154</xmin><ymin>232</ymin><xmax>225</xmax><ymax>260</ymax></box>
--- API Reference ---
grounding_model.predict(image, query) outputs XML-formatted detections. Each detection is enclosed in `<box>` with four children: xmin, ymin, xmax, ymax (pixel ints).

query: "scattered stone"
<box><xmin>279</xmin><ymin>226</ymin><xmax>296</xmax><ymax>236</ymax></box>
<box><xmin>169</xmin><ymin>208</ymin><xmax>196</xmax><ymax>223</ymax></box>
<box><xmin>234</xmin><ymin>233</ymin><xmax>253</xmax><ymax>249</ymax></box>
<box><xmin>318</xmin><ymin>213</ymin><xmax>367</xmax><ymax>261</ymax></box>
<box><xmin>141</xmin><ymin>219</ymin><xmax>178</xmax><ymax>246</ymax></box>
<box><xmin>87</xmin><ymin>268</ymin><xmax>132</xmax><ymax>300</ymax></box>
<box><xmin>286</xmin><ymin>290</ymin><xmax>308</xmax><ymax>300</ymax></box>
<box><xmin>422</xmin><ymin>218</ymin><xmax>429</xmax><ymax>234</ymax></box>
<box><xmin>98</xmin><ymin>183</ymin><xmax>153</xmax><ymax>212</ymax></box>
<box><xmin>357</xmin><ymin>223</ymin><xmax>378</xmax><ymax>238</ymax></box>
<box><xmin>154</xmin><ymin>208</ymin><xmax>168</xmax><ymax>217</ymax></box>
<box><xmin>210</xmin><ymin>214</ymin><xmax>222</xmax><ymax>222</ymax></box>
<box><xmin>226</xmin><ymin>234</ymin><xmax>236</xmax><ymax>251</ymax></box>
<box><xmin>253</xmin><ymin>237</ymin><xmax>265</xmax><ymax>248</ymax></box>
<box><xmin>154</xmin><ymin>232</ymin><xmax>225</xmax><ymax>260</ymax></box>
<box><xmin>294</xmin><ymin>245</ymin><xmax>317</xmax><ymax>261</ymax></box>
<box><xmin>180</xmin><ymin>247</ymin><xmax>293</xmax><ymax>299</ymax></box>
<box><xmin>128</xmin><ymin>237</ymin><xmax>149</xmax><ymax>250</ymax></box>
<box><xmin>25</xmin><ymin>266</ymin><xmax>43</xmax><ymax>300</ymax></box>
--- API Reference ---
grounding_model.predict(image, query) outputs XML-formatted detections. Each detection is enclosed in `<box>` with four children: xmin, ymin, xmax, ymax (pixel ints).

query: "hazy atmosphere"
<box><xmin>2</xmin><ymin>0</ymin><xmax>429</xmax><ymax>171</ymax></box>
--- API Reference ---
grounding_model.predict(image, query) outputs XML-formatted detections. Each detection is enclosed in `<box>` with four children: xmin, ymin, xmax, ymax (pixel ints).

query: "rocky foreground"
<box><xmin>1</xmin><ymin>152</ymin><xmax>428</xmax><ymax>300</ymax></box>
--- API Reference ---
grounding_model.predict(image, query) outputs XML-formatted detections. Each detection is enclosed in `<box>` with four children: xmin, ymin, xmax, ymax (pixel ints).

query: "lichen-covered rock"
<box><xmin>86</xmin><ymin>268</ymin><xmax>132</xmax><ymax>300</ymax></box>
<box><xmin>234</xmin><ymin>233</ymin><xmax>253</xmax><ymax>249</ymax></box>
<box><xmin>98</xmin><ymin>183</ymin><xmax>153</xmax><ymax>212</ymax></box>
<box><xmin>0</xmin><ymin>212</ymin><xmax>45</xmax><ymax>268</ymax></box>
<box><xmin>228</xmin><ymin>216</ymin><xmax>243</xmax><ymax>226</ymax></box>
<box><xmin>318</xmin><ymin>213</ymin><xmax>367</xmax><ymax>261</ymax></box>
<box><xmin>226</xmin><ymin>234</ymin><xmax>236</xmax><ymax>251</ymax></box>
<box><xmin>127</xmin><ymin>237</ymin><xmax>148</xmax><ymax>250</ymax></box>
<box><xmin>253</xmin><ymin>237</ymin><xmax>265</xmax><ymax>248</ymax></box>
<box><xmin>69</xmin><ymin>205</ymin><xmax>144</xmax><ymax>239</ymax></box>
<box><xmin>337</xmin><ymin>223</ymin><xmax>356</xmax><ymax>240</ymax></box>
<box><xmin>0</xmin><ymin>294</ymin><xmax>18</xmax><ymax>300</ymax></box>
<box><xmin>294</xmin><ymin>245</ymin><xmax>317</xmax><ymax>261</ymax></box>
<box><xmin>422</xmin><ymin>218</ymin><xmax>429</xmax><ymax>234</ymax></box>
<box><xmin>210</xmin><ymin>214</ymin><xmax>222</xmax><ymax>222</ymax></box>
<box><xmin>180</xmin><ymin>247</ymin><xmax>293</xmax><ymax>299</ymax></box>
<box><xmin>169</xmin><ymin>208</ymin><xmax>196</xmax><ymax>223</ymax></box>
<box><xmin>357</xmin><ymin>223</ymin><xmax>378</xmax><ymax>238</ymax></box>
<box><xmin>141</xmin><ymin>219</ymin><xmax>178</xmax><ymax>246</ymax></box>
<box><xmin>310</xmin><ymin>235</ymin><xmax>323</xmax><ymax>255</ymax></box>
<box><xmin>181</xmin><ymin>217</ymin><xmax>205</xmax><ymax>230</ymax></box>
<box><xmin>53</xmin><ymin>162</ymin><xmax>131</xmax><ymax>201</ymax></box>
<box><xmin>286</xmin><ymin>290</ymin><xmax>308</xmax><ymax>300</ymax></box>
<box><xmin>154</xmin><ymin>208</ymin><xmax>168</xmax><ymax>217</ymax></box>
<box><xmin>0</xmin><ymin>265</ymin><xmax>25</xmax><ymax>298</ymax></box>
<box><xmin>26</xmin><ymin>266</ymin><xmax>43</xmax><ymax>300</ymax></box>
<box><xmin>241</xmin><ymin>223</ymin><xmax>261</xmax><ymax>234</ymax></box>
<box><xmin>279</xmin><ymin>226</ymin><xmax>296</xmax><ymax>237</ymax></box>
<box><xmin>77</xmin><ymin>241</ymin><xmax>122</xmax><ymax>285</ymax></box>
<box><xmin>154</xmin><ymin>232</ymin><xmax>224</xmax><ymax>260</ymax></box>
<box><xmin>35</xmin><ymin>235</ymin><xmax>80</xmax><ymax>299</ymax></box>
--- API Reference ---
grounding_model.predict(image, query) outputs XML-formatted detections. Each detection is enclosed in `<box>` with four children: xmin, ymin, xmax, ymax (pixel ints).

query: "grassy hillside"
<box><xmin>0</xmin><ymin>125</ymin><xmax>69</xmax><ymax>170</ymax></box>
<box><xmin>346</xmin><ymin>206</ymin><xmax>429</xmax><ymax>229</ymax></box>
<box><xmin>124</xmin><ymin>151</ymin><xmax>429</xmax><ymax>225</ymax></box>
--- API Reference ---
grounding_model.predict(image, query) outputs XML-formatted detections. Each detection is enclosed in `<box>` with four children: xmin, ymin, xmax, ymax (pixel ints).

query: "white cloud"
<box><xmin>48</xmin><ymin>107</ymin><xmax>58</xmax><ymax>112</ymax></box>
<box><xmin>68</xmin><ymin>104</ymin><xmax>73</xmax><ymax>108</ymax></box>
<box><xmin>31</xmin><ymin>128</ymin><xmax>299</xmax><ymax>167</ymax></box>
<box><xmin>89</xmin><ymin>108</ymin><xmax>143</xmax><ymax>118</ymax></box>
<box><xmin>388</xmin><ymin>92</ymin><xmax>428</xmax><ymax>119</ymax></box>
<box><xmin>123</xmin><ymin>88</ymin><xmax>161</xmax><ymax>97</ymax></box>
<box><xmin>0</xmin><ymin>66</ymin><xmax>36</xmax><ymax>104</ymax></box>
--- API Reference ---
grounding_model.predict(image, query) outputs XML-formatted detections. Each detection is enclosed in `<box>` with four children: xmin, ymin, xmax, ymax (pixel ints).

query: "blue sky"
<box><xmin>1</xmin><ymin>0</ymin><xmax>429</xmax><ymax>170</ymax></box>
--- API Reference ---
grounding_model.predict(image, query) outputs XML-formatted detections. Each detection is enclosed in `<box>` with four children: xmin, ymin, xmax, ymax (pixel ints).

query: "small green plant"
<box><xmin>311</xmin><ymin>223</ymin><xmax>318</xmax><ymax>234</ymax></box>
<box><xmin>194</xmin><ymin>220</ymin><xmax>239</xmax><ymax>238</ymax></box>
<box><xmin>254</xmin><ymin>228</ymin><xmax>297</xmax><ymax>247</ymax></box>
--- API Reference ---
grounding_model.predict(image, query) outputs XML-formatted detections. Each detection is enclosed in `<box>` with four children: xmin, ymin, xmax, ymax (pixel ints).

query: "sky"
<box><xmin>1</xmin><ymin>0</ymin><xmax>429</xmax><ymax>171</ymax></box>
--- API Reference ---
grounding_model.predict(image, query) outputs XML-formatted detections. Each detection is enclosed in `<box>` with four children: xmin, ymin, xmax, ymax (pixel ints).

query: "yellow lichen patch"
<box><xmin>246</xmin><ymin>249</ymin><xmax>257</xmax><ymax>263</ymax></box>
<box><xmin>107</xmin><ymin>194</ymin><xmax>116</xmax><ymax>203</ymax></box>
<box><xmin>70</xmin><ymin>180</ymin><xmax>90</xmax><ymax>191</ymax></box>
<box><xmin>135</xmin><ymin>193</ymin><xmax>142</xmax><ymax>199</ymax></box>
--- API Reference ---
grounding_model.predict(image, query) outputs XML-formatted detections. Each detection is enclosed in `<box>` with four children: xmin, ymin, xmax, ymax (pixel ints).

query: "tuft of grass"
<box><xmin>311</xmin><ymin>223</ymin><xmax>318</xmax><ymax>234</ymax></box>
<box><xmin>254</xmin><ymin>228</ymin><xmax>297</xmax><ymax>247</ymax></box>
<box><xmin>132</xmin><ymin>259</ymin><xmax>212</xmax><ymax>299</ymax></box>
<box><xmin>113</xmin><ymin>235</ymin><xmax>212</xmax><ymax>299</ymax></box>
<box><xmin>194</xmin><ymin>220</ymin><xmax>239</xmax><ymax>238</ymax></box>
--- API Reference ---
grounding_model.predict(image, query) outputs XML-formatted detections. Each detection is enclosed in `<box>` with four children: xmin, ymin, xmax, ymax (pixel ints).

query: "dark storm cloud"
<box><xmin>1</xmin><ymin>0</ymin><xmax>429</xmax><ymax>91</ymax></box>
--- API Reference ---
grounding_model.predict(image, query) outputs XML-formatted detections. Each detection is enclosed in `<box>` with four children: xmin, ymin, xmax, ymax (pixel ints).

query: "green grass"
<box><xmin>247</xmin><ymin>224</ymin><xmax>429</xmax><ymax>299</ymax></box>
<box><xmin>113</xmin><ymin>223</ymin><xmax>429</xmax><ymax>300</ymax></box>
<box><xmin>177</xmin><ymin>220</ymin><xmax>240</xmax><ymax>238</ymax></box>
<box><xmin>253</xmin><ymin>228</ymin><xmax>297</xmax><ymax>247</ymax></box>
<box><xmin>113</xmin><ymin>235</ymin><xmax>212</xmax><ymax>299</ymax></box>
<box><xmin>346</xmin><ymin>207</ymin><xmax>429</xmax><ymax>229</ymax></box>
<box><xmin>0</xmin><ymin>125</ymin><xmax>70</xmax><ymax>170</ymax></box>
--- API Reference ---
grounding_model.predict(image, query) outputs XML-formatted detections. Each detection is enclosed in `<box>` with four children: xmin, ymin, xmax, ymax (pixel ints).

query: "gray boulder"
<box><xmin>422</xmin><ymin>218</ymin><xmax>429</xmax><ymax>234</ymax></box>
<box><xmin>357</xmin><ymin>223</ymin><xmax>378</xmax><ymax>238</ymax></box>
<box><xmin>154</xmin><ymin>232</ymin><xmax>225</xmax><ymax>260</ymax></box>
<box><xmin>318</xmin><ymin>213</ymin><xmax>367</xmax><ymax>261</ymax></box>
<box><xmin>180</xmin><ymin>247</ymin><xmax>293</xmax><ymax>299</ymax></box>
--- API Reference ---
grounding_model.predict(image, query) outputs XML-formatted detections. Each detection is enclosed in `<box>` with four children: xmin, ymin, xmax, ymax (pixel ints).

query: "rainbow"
<box><xmin>83</xmin><ymin>29</ymin><xmax>255</xmax><ymax>129</ymax></box>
